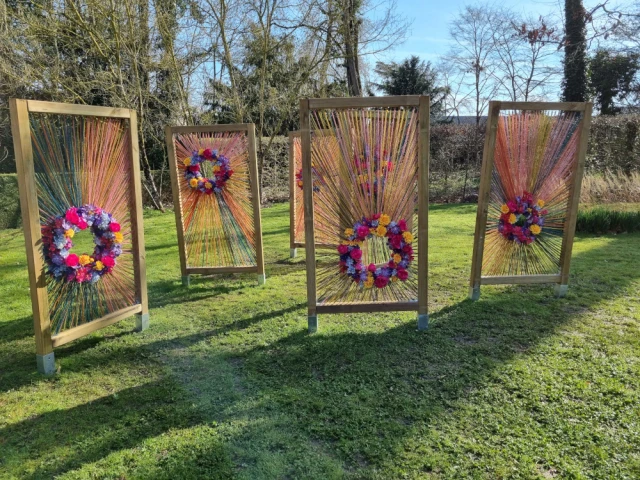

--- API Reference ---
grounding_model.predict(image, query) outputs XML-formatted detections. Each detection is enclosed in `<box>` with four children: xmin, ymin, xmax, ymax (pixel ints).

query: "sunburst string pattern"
<box><xmin>309</xmin><ymin>107</ymin><xmax>420</xmax><ymax>305</ymax></box>
<box><xmin>172</xmin><ymin>131</ymin><xmax>257</xmax><ymax>268</ymax></box>
<box><xmin>482</xmin><ymin>110</ymin><xmax>583</xmax><ymax>276</ymax></box>
<box><xmin>30</xmin><ymin>114</ymin><xmax>137</xmax><ymax>334</ymax></box>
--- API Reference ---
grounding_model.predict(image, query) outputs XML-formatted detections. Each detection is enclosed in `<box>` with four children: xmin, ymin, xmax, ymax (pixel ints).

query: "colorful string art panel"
<box><xmin>300</xmin><ymin>96</ymin><xmax>430</xmax><ymax>331</ymax></box>
<box><xmin>10</xmin><ymin>100</ymin><xmax>148</xmax><ymax>374</ymax></box>
<box><xmin>166</xmin><ymin>125</ymin><xmax>265</xmax><ymax>285</ymax></box>
<box><xmin>470</xmin><ymin>102</ymin><xmax>593</xmax><ymax>299</ymax></box>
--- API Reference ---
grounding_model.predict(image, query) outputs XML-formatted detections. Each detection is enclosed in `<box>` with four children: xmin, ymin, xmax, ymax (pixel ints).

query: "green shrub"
<box><xmin>0</xmin><ymin>174</ymin><xmax>21</xmax><ymax>230</ymax></box>
<box><xmin>576</xmin><ymin>206</ymin><xmax>640</xmax><ymax>234</ymax></box>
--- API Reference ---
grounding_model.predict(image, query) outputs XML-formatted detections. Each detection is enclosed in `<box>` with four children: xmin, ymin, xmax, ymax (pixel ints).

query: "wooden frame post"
<box><xmin>300</xmin><ymin>95</ymin><xmax>428</xmax><ymax>332</ymax></box>
<box><xmin>469</xmin><ymin>101</ymin><xmax>593</xmax><ymax>299</ymax></box>
<box><xmin>289</xmin><ymin>131</ymin><xmax>300</xmax><ymax>258</ymax></box>
<box><xmin>10</xmin><ymin>99</ymin><xmax>148</xmax><ymax>374</ymax></box>
<box><xmin>165</xmin><ymin>123</ymin><xmax>265</xmax><ymax>285</ymax></box>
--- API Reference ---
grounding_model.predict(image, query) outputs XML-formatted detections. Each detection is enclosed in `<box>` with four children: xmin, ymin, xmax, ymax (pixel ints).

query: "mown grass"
<box><xmin>1</xmin><ymin>203</ymin><xmax>639</xmax><ymax>479</ymax></box>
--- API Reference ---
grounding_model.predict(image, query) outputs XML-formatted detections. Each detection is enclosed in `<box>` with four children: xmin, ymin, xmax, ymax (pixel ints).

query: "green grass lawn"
<box><xmin>1</xmin><ymin>203</ymin><xmax>639</xmax><ymax>479</ymax></box>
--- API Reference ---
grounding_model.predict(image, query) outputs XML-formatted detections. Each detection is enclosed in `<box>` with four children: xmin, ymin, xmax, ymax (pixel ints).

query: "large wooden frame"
<box><xmin>10</xmin><ymin>99</ymin><xmax>149</xmax><ymax>375</ymax></box>
<box><xmin>469</xmin><ymin>101</ymin><xmax>593</xmax><ymax>300</ymax></box>
<box><xmin>300</xmin><ymin>95</ymin><xmax>430</xmax><ymax>332</ymax></box>
<box><xmin>165</xmin><ymin>124</ymin><xmax>265</xmax><ymax>286</ymax></box>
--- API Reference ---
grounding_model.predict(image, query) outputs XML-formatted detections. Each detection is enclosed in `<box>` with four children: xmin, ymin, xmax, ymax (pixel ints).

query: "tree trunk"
<box><xmin>343</xmin><ymin>0</ymin><xmax>362</xmax><ymax>97</ymax></box>
<box><xmin>562</xmin><ymin>0</ymin><xmax>587</xmax><ymax>102</ymax></box>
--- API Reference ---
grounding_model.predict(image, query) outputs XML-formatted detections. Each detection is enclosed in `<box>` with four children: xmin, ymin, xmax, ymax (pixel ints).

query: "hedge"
<box><xmin>0</xmin><ymin>174</ymin><xmax>20</xmax><ymax>230</ymax></box>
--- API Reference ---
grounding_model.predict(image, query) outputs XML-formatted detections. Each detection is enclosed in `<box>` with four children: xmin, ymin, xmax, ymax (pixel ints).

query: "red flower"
<box><xmin>397</xmin><ymin>269</ymin><xmax>409</xmax><ymax>281</ymax></box>
<box><xmin>368</xmin><ymin>263</ymin><xmax>376</xmax><ymax>273</ymax></box>
<box><xmin>188</xmin><ymin>165</ymin><xmax>200</xmax><ymax>172</ymax></box>
<box><xmin>109</xmin><ymin>222</ymin><xmax>121</xmax><ymax>232</ymax></box>
<box><xmin>65</xmin><ymin>254</ymin><xmax>79</xmax><ymax>267</ymax></box>
<box><xmin>390</xmin><ymin>235</ymin><xmax>403</xmax><ymax>249</ymax></box>
<box><xmin>402</xmin><ymin>244</ymin><xmax>413</xmax><ymax>255</ymax></box>
<box><xmin>337</xmin><ymin>244</ymin><xmax>349</xmax><ymax>255</ymax></box>
<box><xmin>77</xmin><ymin>219</ymin><xmax>87</xmax><ymax>230</ymax></box>
<box><xmin>203</xmin><ymin>148</ymin><xmax>212</xmax><ymax>158</ymax></box>
<box><xmin>350</xmin><ymin>248</ymin><xmax>362</xmax><ymax>260</ymax></box>
<box><xmin>374</xmin><ymin>276</ymin><xmax>389</xmax><ymax>288</ymax></box>
<box><xmin>101</xmin><ymin>256</ymin><xmax>115</xmax><ymax>268</ymax></box>
<box><xmin>398</xmin><ymin>219</ymin><xmax>408</xmax><ymax>231</ymax></box>
<box><xmin>65</xmin><ymin>208</ymin><xmax>79</xmax><ymax>224</ymax></box>
<box><xmin>372</xmin><ymin>213</ymin><xmax>381</xmax><ymax>220</ymax></box>
<box><xmin>357</xmin><ymin>225</ymin><xmax>370</xmax><ymax>239</ymax></box>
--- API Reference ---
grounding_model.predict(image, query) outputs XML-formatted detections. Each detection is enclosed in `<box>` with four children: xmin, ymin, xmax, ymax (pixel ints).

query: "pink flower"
<box><xmin>373</xmin><ymin>213</ymin><xmax>381</xmax><ymax>220</ymax></box>
<box><xmin>65</xmin><ymin>254</ymin><xmax>79</xmax><ymax>267</ymax></box>
<box><xmin>356</xmin><ymin>225</ymin><xmax>370</xmax><ymax>239</ymax></box>
<box><xmin>337</xmin><ymin>245</ymin><xmax>349</xmax><ymax>255</ymax></box>
<box><xmin>101</xmin><ymin>256</ymin><xmax>115</xmax><ymax>268</ymax></box>
<box><xmin>402</xmin><ymin>244</ymin><xmax>413</xmax><ymax>255</ymax></box>
<box><xmin>397</xmin><ymin>269</ymin><xmax>409</xmax><ymax>281</ymax></box>
<box><xmin>368</xmin><ymin>263</ymin><xmax>376</xmax><ymax>273</ymax></box>
<box><xmin>77</xmin><ymin>219</ymin><xmax>87</xmax><ymax>230</ymax></box>
<box><xmin>65</xmin><ymin>208</ymin><xmax>79</xmax><ymax>224</ymax></box>
<box><xmin>109</xmin><ymin>222</ymin><xmax>121</xmax><ymax>232</ymax></box>
<box><xmin>350</xmin><ymin>248</ymin><xmax>362</xmax><ymax>260</ymax></box>
<box><xmin>203</xmin><ymin>148</ymin><xmax>212</xmax><ymax>158</ymax></box>
<box><xmin>188</xmin><ymin>165</ymin><xmax>200</xmax><ymax>172</ymax></box>
<box><xmin>507</xmin><ymin>201</ymin><xmax>517</xmax><ymax>212</ymax></box>
<box><xmin>374</xmin><ymin>276</ymin><xmax>389</xmax><ymax>288</ymax></box>
<box><xmin>390</xmin><ymin>235</ymin><xmax>403</xmax><ymax>249</ymax></box>
<box><xmin>75</xmin><ymin>268</ymin><xmax>89</xmax><ymax>283</ymax></box>
<box><xmin>398</xmin><ymin>219</ymin><xmax>408</xmax><ymax>231</ymax></box>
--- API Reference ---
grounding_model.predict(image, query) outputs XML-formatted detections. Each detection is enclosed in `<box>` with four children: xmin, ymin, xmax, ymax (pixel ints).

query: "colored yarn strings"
<box><xmin>482</xmin><ymin>110</ymin><xmax>583</xmax><ymax>276</ymax></box>
<box><xmin>309</xmin><ymin>107</ymin><xmax>420</xmax><ymax>305</ymax></box>
<box><xmin>173</xmin><ymin>131</ymin><xmax>257</xmax><ymax>268</ymax></box>
<box><xmin>30</xmin><ymin>113</ymin><xmax>136</xmax><ymax>334</ymax></box>
<box><xmin>292</xmin><ymin>134</ymin><xmax>305</xmax><ymax>244</ymax></box>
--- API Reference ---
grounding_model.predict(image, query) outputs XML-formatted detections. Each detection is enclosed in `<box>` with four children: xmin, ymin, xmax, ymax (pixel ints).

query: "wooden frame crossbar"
<box><xmin>10</xmin><ymin>99</ymin><xmax>149</xmax><ymax>375</ymax></box>
<box><xmin>469</xmin><ymin>100</ymin><xmax>593</xmax><ymax>300</ymax></box>
<box><xmin>165</xmin><ymin>123</ymin><xmax>265</xmax><ymax>286</ymax></box>
<box><xmin>300</xmin><ymin>95</ymin><xmax>429</xmax><ymax>332</ymax></box>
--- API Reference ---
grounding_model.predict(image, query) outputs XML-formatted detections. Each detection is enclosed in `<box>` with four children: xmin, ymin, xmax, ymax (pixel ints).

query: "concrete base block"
<box><xmin>36</xmin><ymin>352</ymin><xmax>56</xmax><ymax>375</ymax></box>
<box><xmin>308</xmin><ymin>315</ymin><xmax>318</xmax><ymax>333</ymax></box>
<box><xmin>257</xmin><ymin>274</ymin><xmax>266</xmax><ymax>285</ymax></box>
<box><xmin>554</xmin><ymin>284</ymin><xmax>568</xmax><ymax>298</ymax></box>
<box><xmin>417</xmin><ymin>313</ymin><xmax>429</xmax><ymax>331</ymax></box>
<box><xmin>469</xmin><ymin>286</ymin><xmax>481</xmax><ymax>301</ymax></box>
<box><xmin>136</xmin><ymin>313</ymin><xmax>150</xmax><ymax>332</ymax></box>
<box><xmin>290</xmin><ymin>248</ymin><xmax>297</xmax><ymax>258</ymax></box>
<box><xmin>181</xmin><ymin>275</ymin><xmax>190</xmax><ymax>287</ymax></box>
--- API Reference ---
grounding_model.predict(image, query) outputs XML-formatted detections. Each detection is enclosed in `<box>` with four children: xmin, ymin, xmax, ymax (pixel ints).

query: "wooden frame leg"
<box><xmin>469</xmin><ymin>285</ymin><xmax>481</xmax><ymax>301</ymax></box>
<box><xmin>181</xmin><ymin>275</ymin><xmax>191</xmax><ymax>287</ymax></box>
<box><xmin>135</xmin><ymin>313</ymin><xmax>150</xmax><ymax>332</ymax></box>
<box><xmin>257</xmin><ymin>273</ymin><xmax>266</xmax><ymax>285</ymax></box>
<box><xmin>417</xmin><ymin>313</ymin><xmax>429</xmax><ymax>331</ymax></box>
<box><xmin>308</xmin><ymin>315</ymin><xmax>318</xmax><ymax>333</ymax></box>
<box><xmin>554</xmin><ymin>284</ymin><xmax>568</xmax><ymax>298</ymax></box>
<box><xmin>290</xmin><ymin>248</ymin><xmax>297</xmax><ymax>258</ymax></box>
<box><xmin>36</xmin><ymin>352</ymin><xmax>56</xmax><ymax>375</ymax></box>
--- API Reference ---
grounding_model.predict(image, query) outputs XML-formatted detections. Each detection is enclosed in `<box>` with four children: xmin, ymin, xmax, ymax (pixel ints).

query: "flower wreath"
<box><xmin>337</xmin><ymin>213</ymin><xmax>414</xmax><ymax>289</ymax></box>
<box><xmin>498</xmin><ymin>191</ymin><xmax>548</xmax><ymax>244</ymax></box>
<box><xmin>296</xmin><ymin>167</ymin><xmax>321</xmax><ymax>192</ymax></box>
<box><xmin>41</xmin><ymin>205</ymin><xmax>123</xmax><ymax>284</ymax></box>
<box><xmin>182</xmin><ymin>148</ymin><xmax>233</xmax><ymax>194</ymax></box>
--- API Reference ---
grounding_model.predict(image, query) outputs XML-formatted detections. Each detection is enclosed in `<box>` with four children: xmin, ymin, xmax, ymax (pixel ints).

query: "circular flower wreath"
<box><xmin>296</xmin><ymin>167</ymin><xmax>321</xmax><ymax>192</ymax></box>
<box><xmin>182</xmin><ymin>148</ymin><xmax>233</xmax><ymax>195</ymax></box>
<box><xmin>498</xmin><ymin>191</ymin><xmax>548</xmax><ymax>244</ymax></box>
<box><xmin>337</xmin><ymin>213</ymin><xmax>414</xmax><ymax>289</ymax></box>
<box><xmin>41</xmin><ymin>205</ymin><xmax>123</xmax><ymax>284</ymax></box>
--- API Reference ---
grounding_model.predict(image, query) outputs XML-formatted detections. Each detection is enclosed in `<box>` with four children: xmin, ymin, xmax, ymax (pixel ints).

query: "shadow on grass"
<box><xmin>0</xmin><ymin>236</ymin><xmax>638</xmax><ymax>477</ymax></box>
<box><xmin>0</xmin><ymin>315</ymin><xmax>32</xmax><ymax>345</ymax></box>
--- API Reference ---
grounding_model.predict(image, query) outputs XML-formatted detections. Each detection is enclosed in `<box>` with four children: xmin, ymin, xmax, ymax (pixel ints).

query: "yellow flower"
<box><xmin>500</xmin><ymin>204</ymin><xmax>510</xmax><ymax>214</ymax></box>
<box><xmin>393</xmin><ymin>253</ymin><xmax>402</xmax><ymax>263</ymax></box>
<box><xmin>379</xmin><ymin>213</ymin><xmax>391</xmax><ymax>226</ymax></box>
<box><xmin>213</xmin><ymin>165</ymin><xmax>221</xmax><ymax>173</ymax></box>
<box><xmin>189</xmin><ymin>178</ymin><xmax>199</xmax><ymax>188</ymax></box>
<box><xmin>376</xmin><ymin>225</ymin><xmax>387</xmax><ymax>237</ymax></box>
<box><xmin>537</xmin><ymin>199</ymin><xmax>545</xmax><ymax>208</ymax></box>
<box><xmin>364</xmin><ymin>277</ymin><xmax>374</xmax><ymax>288</ymax></box>
<box><xmin>65</xmin><ymin>228</ymin><xmax>75</xmax><ymax>238</ymax></box>
<box><xmin>297</xmin><ymin>181</ymin><xmax>303</xmax><ymax>187</ymax></box>
<box><xmin>402</xmin><ymin>231</ymin><xmax>413</xmax><ymax>243</ymax></box>
<box><xmin>183</xmin><ymin>157</ymin><xmax>191</xmax><ymax>166</ymax></box>
<box><xmin>78</xmin><ymin>254</ymin><xmax>92</xmax><ymax>266</ymax></box>
<box><xmin>530</xmin><ymin>224</ymin><xmax>542</xmax><ymax>235</ymax></box>
<box><xmin>114</xmin><ymin>232</ymin><xmax>124</xmax><ymax>243</ymax></box>
<box><xmin>344</xmin><ymin>228</ymin><xmax>354</xmax><ymax>237</ymax></box>
<box><xmin>95</xmin><ymin>261</ymin><xmax>104</xmax><ymax>271</ymax></box>
<box><xmin>342</xmin><ymin>240</ymin><xmax>351</xmax><ymax>245</ymax></box>
<box><xmin>508</xmin><ymin>213</ymin><xmax>517</xmax><ymax>224</ymax></box>
<box><xmin>391</xmin><ymin>276</ymin><xmax>399</xmax><ymax>282</ymax></box>
<box><xmin>198</xmin><ymin>148</ymin><xmax>205</xmax><ymax>155</ymax></box>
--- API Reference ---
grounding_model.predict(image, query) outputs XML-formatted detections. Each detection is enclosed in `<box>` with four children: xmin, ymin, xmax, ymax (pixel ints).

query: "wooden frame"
<box><xmin>469</xmin><ymin>101</ymin><xmax>593</xmax><ymax>300</ymax></box>
<box><xmin>289</xmin><ymin>131</ymin><xmax>303</xmax><ymax>255</ymax></box>
<box><xmin>300</xmin><ymin>95</ymin><xmax>430</xmax><ymax>332</ymax></box>
<box><xmin>10</xmin><ymin>99</ymin><xmax>149</xmax><ymax>374</ymax></box>
<box><xmin>165</xmin><ymin>123</ymin><xmax>265</xmax><ymax>286</ymax></box>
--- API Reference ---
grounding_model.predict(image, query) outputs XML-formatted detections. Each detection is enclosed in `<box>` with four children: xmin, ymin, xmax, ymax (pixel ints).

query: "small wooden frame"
<box><xmin>10</xmin><ymin>99</ymin><xmax>149</xmax><ymax>374</ymax></box>
<box><xmin>165</xmin><ymin>123</ymin><xmax>265</xmax><ymax>286</ymax></box>
<box><xmin>300</xmin><ymin>95</ymin><xmax>430</xmax><ymax>332</ymax></box>
<box><xmin>469</xmin><ymin>101</ymin><xmax>593</xmax><ymax>300</ymax></box>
